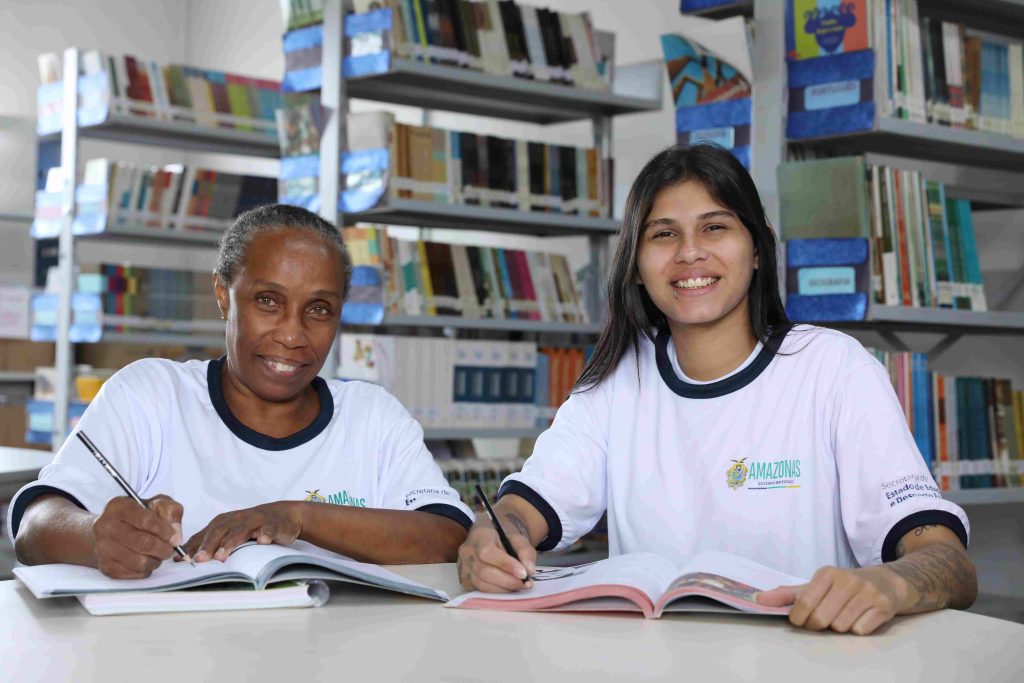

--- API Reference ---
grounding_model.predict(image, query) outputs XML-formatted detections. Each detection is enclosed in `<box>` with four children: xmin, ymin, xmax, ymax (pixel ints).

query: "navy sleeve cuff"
<box><xmin>416</xmin><ymin>503</ymin><xmax>473</xmax><ymax>532</ymax></box>
<box><xmin>496</xmin><ymin>480</ymin><xmax>562</xmax><ymax>552</ymax></box>
<box><xmin>881</xmin><ymin>509</ymin><xmax>969</xmax><ymax>562</ymax></box>
<box><xmin>9</xmin><ymin>485</ymin><xmax>86</xmax><ymax>539</ymax></box>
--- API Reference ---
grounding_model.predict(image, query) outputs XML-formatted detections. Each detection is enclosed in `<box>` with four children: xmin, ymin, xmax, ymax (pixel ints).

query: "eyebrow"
<box><xmin>643</xmin><ymin>210</ymin><xmax>737</xmax><ymax>229</ymax></box>
<box><xmin>253</xmin><ymin>280</ymin><xmax>342</xmax><ymax>300</ymax></box>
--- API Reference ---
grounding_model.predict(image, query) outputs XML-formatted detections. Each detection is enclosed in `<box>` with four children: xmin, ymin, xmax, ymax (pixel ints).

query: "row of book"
<box><xmin>283</xmin><ymin>0</ymin><xmax>613</xmax><ymax>92</ymax></box>
<box><xmin>780</xmin><ymin>156</ymin><xmax>987</xmax><ymax>312</ymax></box>
<box><xmin>28</xmin><ymin>263</ymin><xmax>220</xmax><ymax>344</ymax></box>
<box><xmin>36</xmin><ymin>50</ymin><xmax>307</xmax><ymax>136</ymax></box>
<box><xmin>280</xmin><ymin>109</ymin><xmax>612</xmax><ymax>218</ymax></box>
<box><xmin>785</xmin><ymin>0</ymin><xmax>1024</xmax><ymax>139</ymax></box>
<box><xmin>874</xmin><ymin>1</ymin><xmax>1023</xmax><ymax>136</ymax></box>
<box><xmin>343</xmin><ymin>226</ymin><xmax>589</xmax><ymax>324</ymax></box>
<box><xmin>871</xmin><ymin>349</ymin><xmax>1024</xmax><ymax>491</ymax></box>
<box><xmin>32</xmin><ymin>159</ymin><xmax>276</xmax><ymax>239</ymax></box>
<box><xmin>76</xmin><ymin>264</ymin><xmax>220</xmax><ymax>322</ymax></box>
<box><xmin>338</xmin><ymin>334</ymin><xmax>589</xmax><ymax>430</ymax></box>
<box><xmin>439</xmin><ymin>457</ymin><xmax>526</xmax><ymax>510</ymax></box>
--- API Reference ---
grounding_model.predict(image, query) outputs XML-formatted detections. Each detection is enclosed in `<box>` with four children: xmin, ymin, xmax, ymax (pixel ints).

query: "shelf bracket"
<box><xmin>877</xmin><ymin>329</ymin><xmax>910</xmax><ymax>352</ymax></box>
<box><xmin>993</xmin><ymin>267</ymin><xmax>1024</xmax><ymax>312</ymax></box>
<box><xmin>926</xmin><ymin>333</ymin><xmax>964</xmax><ymax>363</ymax></box>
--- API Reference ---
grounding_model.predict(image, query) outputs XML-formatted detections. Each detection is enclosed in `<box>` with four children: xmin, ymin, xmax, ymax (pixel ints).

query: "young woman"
<box><xmin>457</xmin><ymin>145</ymin><xmax>976</xmax><ymax>635</ymax></box>
<box><xmin>12</xmin><ymin>204</ymin><xmax>472</xmax><ymax>578</ymax></box>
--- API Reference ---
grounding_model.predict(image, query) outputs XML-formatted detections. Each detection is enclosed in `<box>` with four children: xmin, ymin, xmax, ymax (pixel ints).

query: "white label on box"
<box><xmin>0</xmin><ymin>285</ymin><xmax>31</xmax><ymax>339</ymax></box>
<box><xmin>805</xmin><ymin>79</ymin><xmax>860</xmax><ymax>111</ymax></box>
<box><xmin>689</xmin><ymin>126</ymin><xmax>735</xmax><ymax>149</ymax></box>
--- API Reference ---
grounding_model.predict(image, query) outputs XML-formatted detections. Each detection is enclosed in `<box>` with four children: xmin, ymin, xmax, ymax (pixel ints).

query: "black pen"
<box><xmin>76</xmin><ymin>431</ymin><xmax>194</xmax><ymax>566</ymax></box>
<box><xmin>474</xmin><ymin>484</ymin><xmax>530</xmax><ymax>583</ymax></box>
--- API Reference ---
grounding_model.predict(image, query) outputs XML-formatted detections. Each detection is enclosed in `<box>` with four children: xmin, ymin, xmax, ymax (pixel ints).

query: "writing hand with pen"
<box><xmin>457</xmin><ymin>486</ymin><xmax>541</xmax><ymax>593</ymax></box>
<box><xmin>91</xmin><ymin>494</ymin><xmax>187</xmax><ymax>580</ymax></box>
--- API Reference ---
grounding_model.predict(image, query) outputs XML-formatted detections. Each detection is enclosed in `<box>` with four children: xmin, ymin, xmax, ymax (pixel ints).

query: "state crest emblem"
<box><xmin>304</xmin><ymin>489</ymin><xmax>327</xmax><ymax>503</ymax></box>
<box><xmin>726</xmin><ymin>458</ymin><xmax>748</xmax><ymax>490</ymax></box>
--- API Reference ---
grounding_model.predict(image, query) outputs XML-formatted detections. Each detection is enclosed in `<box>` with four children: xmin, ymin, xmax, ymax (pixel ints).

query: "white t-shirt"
<box><xmin>500</xmin><ymin>325</ymin><xmax>969</xmax><ymax>579</ymax></box>
<box><xmin>9</xmin><ymin>357</ymin><xmax>473</xmax><ymax>541</ymax></box>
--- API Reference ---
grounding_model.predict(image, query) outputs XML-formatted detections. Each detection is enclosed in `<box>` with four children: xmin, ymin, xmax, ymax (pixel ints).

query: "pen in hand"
<box><xmin>474</xmin><ymin>484</ymin><xmax>530</xmax><ymax>584</ymax></box>
<box><xmin>75</xmin><ymin>431</ymin><xmax>194</xmax><ymax>567</ymax></box>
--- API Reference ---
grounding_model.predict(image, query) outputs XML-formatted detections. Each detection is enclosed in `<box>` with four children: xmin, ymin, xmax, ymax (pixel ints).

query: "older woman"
<box><xmin>12</xmin><ymin>204</ymin><xmax>471</xmax><ymax>578</ymax></box>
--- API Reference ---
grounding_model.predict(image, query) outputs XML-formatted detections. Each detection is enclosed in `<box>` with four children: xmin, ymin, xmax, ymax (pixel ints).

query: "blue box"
<box><xmin>787</xmin><ymin>50</ymin><xmax>875</xmax><ymax>139</ymax></box>
<box><xmin>676</xmin><ymin>97</ymin><xmax>752</xmax><ymax>169</ymax></box>
<box><xmin>785</xmin><ymin>238</ymin><xmax>870</xmax><ymax>321</ymax></box>
<box><xmin>679</xmin><ymin>0</ymin><xmax>740</xmax><ymax>12</ymax></box>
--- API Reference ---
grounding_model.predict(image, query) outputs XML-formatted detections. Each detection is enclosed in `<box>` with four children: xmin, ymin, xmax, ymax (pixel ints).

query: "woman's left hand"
<box><xmin>756</xmin><ymin>565</ymin><xmax>908</xmax><ymax>635</ymax></box>
<box><xmin>181</xmin><ymin>502</ymin><xmax>305</xmax><ymax>562</ymax></box>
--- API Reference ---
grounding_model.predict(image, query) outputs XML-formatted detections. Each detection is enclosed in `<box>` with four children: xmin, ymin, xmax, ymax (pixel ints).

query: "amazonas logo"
<box><xmin>725</xmin><ymin>458</ymin><xmax>802</xmax><ymax>491</ymax></box>
<box><xmin>304</xmin><ymin>488</ymin><xmax>367</xmax><ymax>507</ymax></box>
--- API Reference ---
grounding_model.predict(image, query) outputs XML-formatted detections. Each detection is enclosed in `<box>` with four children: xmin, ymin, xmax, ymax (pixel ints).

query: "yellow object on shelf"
<box><xmin>74</xmin><ymin>375</ymin><xmax>106</xmax><ymax>401</ymax></box>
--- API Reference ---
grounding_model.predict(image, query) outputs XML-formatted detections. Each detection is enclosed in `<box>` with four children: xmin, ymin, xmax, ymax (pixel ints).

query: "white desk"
<box><xmin>0</xmin><ymin>446</ymin><xmax>52</xmax><ymax>485</ymax></box>
<box><xmin>0</xmin><ymin>447</ymin><xmax>52</xmax><ymax>501</ymax></box>
<box><xmin>1</xmin><ymin>564</ymin><xmax>1021</xmax><ymax>683</ymax></box>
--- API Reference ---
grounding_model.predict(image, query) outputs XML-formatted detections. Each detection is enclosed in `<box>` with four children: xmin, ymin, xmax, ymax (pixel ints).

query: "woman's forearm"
<box><xmin>296</xmin><ymin>502</ymin><xmax>467</xmax><ymax>563</ymax></box>
<box><xmin>888</xmin><ymin>537</ymin><xmax>978</xmax><ymax>613</ymax></box>
<box><xmin>492</xmin><ymin>494</ymin><xmax>549</xmax><ymax>547</ymax></box>
<box><xmin>14</xmin><ymin>495</ymin><xmax>99</xmax><ymax>567</ymax></box>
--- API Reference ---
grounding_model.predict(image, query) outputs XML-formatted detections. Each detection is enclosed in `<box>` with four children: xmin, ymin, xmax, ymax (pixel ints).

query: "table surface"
<box><xmin>0</xmin><ymin>446</ymin><xmax>52</xmax><ymax>485</ymax></box>
<box><xmin>2</xmin><ymin>563</ymin><xmax>1022</xmax><ymax>683</ymax></box>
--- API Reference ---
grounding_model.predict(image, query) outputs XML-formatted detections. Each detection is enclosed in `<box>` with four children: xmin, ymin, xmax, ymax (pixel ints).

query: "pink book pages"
<box><xmin>454</xmin><ymin>584</ymin><xmax>655</xmax><ymax>618</ymax></box>
<box><xmin>654</xmin><ymin>573</ymin><xmax>789</xmax><ymax>617</ymax></box>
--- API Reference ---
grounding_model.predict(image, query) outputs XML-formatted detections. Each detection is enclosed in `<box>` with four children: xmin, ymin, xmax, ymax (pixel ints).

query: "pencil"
<box><xmin>474</xmin><ymin>484</ymin><xmax>529</xmax><ymax>583</ymax></box>
<box><xmin>75</xmin><ymin>431</ymin><xmax>194</xmax><ymax>566</ymax></box>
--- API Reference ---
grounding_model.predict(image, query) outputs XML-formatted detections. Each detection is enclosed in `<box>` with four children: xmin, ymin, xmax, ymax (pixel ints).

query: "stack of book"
<box><xmin>869</xmin><ymin>1</ymin><xmax>1023</xmax><ymax>136</ymax></box>
<box><xmin>785</xmin><ymin>0</ymin><xmax>1024</xmax><ymax>139</ymax></box>
<box><xmin>29</xmin><ymin>265</ymin><xmax>221</xmax><ymax>344</ymax></box>
<box><xmin>342</xmin><ymin>226</ymin><xmax>589</xmax><ymax>324</ymax></box>
<box><xmin>36</xmin><ymin>50</ymin><xmax>307</xmax><ymax>136</ymax></box>
<box><xmin>869</xmin><ymin>349</ymin><xmax>1024</xmax><ymax>491</ymax></box>
<box><xmin>338</xmin><ymin>334</ymin><xmax>590</xmax><ymax>431</ymax></box>
<box><xmin>779</xmin><ymin>156</ymin><xmax>987</xmax><ymax>313</ymax></box>
<box><xmin>282</xmin><ymin>0</ymin><xmax>614</xmax><ymax>92</ymax></box>
<box><xmin>32</xmin><ymin>159</ymin><xmax>276</xmax><ymax>239</ymax></box>
<box><xmin>77</xmin><ymin>263</ymin><xmax>221</xmax><ymax>323</ymax></box>
<box><xmin>279</xmin><ymin>110</ymin><xmax>611</xmax><ymax>218</ymax></box>
<box><xmin>440</xmin><ymin>457</ymin><xmax>526</xmax><ymax>510</ymax></box>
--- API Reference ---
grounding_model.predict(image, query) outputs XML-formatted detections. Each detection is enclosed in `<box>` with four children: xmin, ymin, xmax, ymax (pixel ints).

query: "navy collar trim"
<box><xmin>207</xmin><ymin>356</ymin><xmax>334</xmax><ymax>451</ymax></box>
<box><xmin>654</xmin><ymin>325</ymin><xmax>791</xmax><ymax>399</ymax></box>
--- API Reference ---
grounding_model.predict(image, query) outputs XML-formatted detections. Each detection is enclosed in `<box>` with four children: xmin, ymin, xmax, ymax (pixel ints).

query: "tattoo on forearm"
<box><xmin>502</xmin><ymin>512</ymin><xmax>530</xmax><ymax>540</ymax></box>
<box><xmin>886</xmin><ymin>542</ymin><xmax>975</xmax><ymax>614</ymax></box>
<box><xmin>894</xmin><ymin>525</ymin><xmax>937</xmax><ymax>560</ymax></box>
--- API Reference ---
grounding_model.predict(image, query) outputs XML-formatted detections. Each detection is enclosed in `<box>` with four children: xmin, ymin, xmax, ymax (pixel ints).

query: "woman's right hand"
<box><xmin>91</xmin><ymin>494</ymin><xmax>184</xmax><ymax>579</ymax></box>
<box><xmin>457</xmin><ymin>518</ymin><xmax>537</xmax><ymax>593</ymax></box>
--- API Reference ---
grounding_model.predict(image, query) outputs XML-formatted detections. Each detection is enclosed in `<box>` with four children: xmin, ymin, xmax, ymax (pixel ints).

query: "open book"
<box><xmin>447</xmin><ymin>551</ymin><xmax>807</xmax><ymax>618</ymax></box>
<box><xmin>14</xmin><ymin>540</ymin><xmax>448</xmax><ymax>615</ymax></box>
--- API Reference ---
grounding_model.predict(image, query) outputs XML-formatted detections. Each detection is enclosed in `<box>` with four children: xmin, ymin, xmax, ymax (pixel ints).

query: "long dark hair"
<box><xmin>575</xmin><ymin>144</ymin><xmax>789</xmax><ymax>392</ymax></box>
